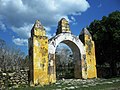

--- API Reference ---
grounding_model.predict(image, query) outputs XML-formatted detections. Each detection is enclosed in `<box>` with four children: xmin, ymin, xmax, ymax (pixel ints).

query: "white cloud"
<box><xmin>46</xmin><ymin>33</ymin><xmax>53</xmax><ymax>39</ymax></box>
<box><xmin>0</xmin><ymin>0</ymin><xmax>90</xmax><ymax>27</ymax></box>
<box><xmin>12</xmin><ymin>38</ymin><xmax>28</xmax><ymax>46</ymax></box>
<box><xmin>56</xmin><ymin>43</ymin><xmax>72</xmax><ymax>55</ymax></box>
<box><xmin>0</xmin><ymin>0</ymin><xmax>90</xmax><ymax>45</ymax></box>
<box><xmin>0</xmin><ymin>21</ymin><xmax>6</xmax><ymax>31</ymax></box>
<box><xmin>46</xmin><ymin>32</ymin><xmax>56</xmax><ymax>39</ymax></box>
<box><xmin>44</xmin><ymin>26</ymin><xmax>51</xmax><ymax>32</ymax></box>
<box><xmin>12</xmin><ymin>24</ymin><xmax>33</xmax><ymax>38</ymax></box>
<box><xmin>71</xmin><ymin>16</ymin><xmax>77</xmax><ymax>25</ymax></box>
<box><xmin>71</xmin><ymin>16</ymin><xmax>76</xmax><ymax>22</ymax></box>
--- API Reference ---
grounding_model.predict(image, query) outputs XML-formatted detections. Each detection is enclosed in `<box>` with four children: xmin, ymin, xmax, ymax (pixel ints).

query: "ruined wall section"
<box><xmin>29</xmin><ymin>20</ymin><xmax>49</xmax><ymax>86</ymax></box>
<box><xmin>79</xmin><ymin>28</ymin><xmax>97</xmax><ymax>78</ymax></box>
<box><xmin>33</xmin><ymin>36</ymin><xmax>48</xmax><ymax>85</ymax></box>
<box><xmin>56</xmin><ymin>18</ymin><xmax>71</xmax><ymax>35</ymax></box>
<box><xmin>29</xmin><ymin>19</ymin><xmax>97</xmax><ymax>86</ymax></box>
<box><xmin>85</xmin><ymin>35</ymin><xmax>97</xmax><ymax>78</ymax></box>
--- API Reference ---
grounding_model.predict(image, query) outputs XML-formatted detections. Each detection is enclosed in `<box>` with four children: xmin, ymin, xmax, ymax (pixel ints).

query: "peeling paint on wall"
<box><xmin>29</xmin><ymin>19</ymin><xmax>97</xmax><ymax>86</ymax></box>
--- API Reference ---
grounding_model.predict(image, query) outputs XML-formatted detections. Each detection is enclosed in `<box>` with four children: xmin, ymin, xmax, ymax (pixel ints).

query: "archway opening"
<box><xmin>55</xmin><ymin>43</ymin><xmax>74</xmax><ymax>79</ymax></box>
<box><xmin>55</xmin><ymin>40</ymin><xmax>82</xmax><ymax>80</ymax></box>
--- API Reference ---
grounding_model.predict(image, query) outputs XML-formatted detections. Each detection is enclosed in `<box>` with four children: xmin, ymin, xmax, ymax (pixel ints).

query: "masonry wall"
<box><xmin>0</xmin><ymin>69</ymin><xmax>29</xmax><ymax>89</ymax></box>
<box><xmin>32</xmin><ymin>36</ymin><xmax>49</xmax><ymax>85</ymax></box>
<box><xmin>84</xmin><ymin>35</ymin><xmax>97</xmax><ymax>78</ymax></box>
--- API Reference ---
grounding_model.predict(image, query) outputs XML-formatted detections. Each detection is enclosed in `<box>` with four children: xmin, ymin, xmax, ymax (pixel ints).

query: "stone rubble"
<box><xmin>0</xmin><ymin>69</ymin><xmax>29</xmax><ymax>89</ymax></box>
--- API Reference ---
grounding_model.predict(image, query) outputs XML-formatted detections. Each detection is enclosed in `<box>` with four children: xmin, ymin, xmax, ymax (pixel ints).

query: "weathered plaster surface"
<box><xmin>48</xmin><ymin>33</ymin><xmax>87</xmax><ymax>83</ymax></box>
<box><xmin>29</xmin><ymin>19</ymin><xmax>97</xmax><ymax>86</ymax></box>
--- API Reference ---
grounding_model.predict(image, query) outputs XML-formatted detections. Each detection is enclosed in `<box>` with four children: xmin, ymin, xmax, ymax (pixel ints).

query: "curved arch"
<box><xmin>48</xmin><ymin>33</ymin><xmax>86</xmax><ymax>83</ymax></box>
<box><xmin>49</xmin><ymin>33</ymin><xmax>85</xmax><ymax>55</ymax></box>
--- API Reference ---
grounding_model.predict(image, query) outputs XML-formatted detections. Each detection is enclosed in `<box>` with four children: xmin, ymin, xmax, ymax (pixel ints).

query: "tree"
<box><xmin>87</xmin><ymin>11</ymin><xmax>120</xmax><ymax>77</ymax></box>
<box><xmin>0</xmin><ymin>38</ymin><xmax>26</xmax><ymax>71</ymax></box>
<box><xmin>55</xmin><ymin>45</ymin><xmax>74</xmax><ymax>79</ymax></box>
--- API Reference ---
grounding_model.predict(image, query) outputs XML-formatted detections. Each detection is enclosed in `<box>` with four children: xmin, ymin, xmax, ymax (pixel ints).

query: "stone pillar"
<box><xmin>29</xmin><ymin>20</ymin><xmax>49</xmax><ymax>86</ymax></box>
<box><xmin>56</xmin><ymin>18</ymin><xmax>71</xmax><ymax>35</ymax></box>
<box><xmin>79</xmin><ymin>28</ymin><xmax>97</xmax><ymax>78</ymax></box>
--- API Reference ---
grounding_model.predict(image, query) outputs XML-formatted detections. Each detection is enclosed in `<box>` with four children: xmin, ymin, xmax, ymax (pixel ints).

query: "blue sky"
<box><xmin>0</xmin><ymin>0</ymin><xmax>120</xmax><ymax>55</ymax></box>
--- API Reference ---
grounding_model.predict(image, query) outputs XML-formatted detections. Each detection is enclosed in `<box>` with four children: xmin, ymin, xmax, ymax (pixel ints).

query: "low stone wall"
<box><xmin>0</xmin><ymin>69</ymin><xmax>29</xmax><ymax>89</ymax></box>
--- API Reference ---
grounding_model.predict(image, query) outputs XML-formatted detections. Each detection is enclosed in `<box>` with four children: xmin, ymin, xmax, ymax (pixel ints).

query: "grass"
<box><xmin>10</xmin><ymin>77</ymin><xmax>120</xmax><ymax>90</ymax></box>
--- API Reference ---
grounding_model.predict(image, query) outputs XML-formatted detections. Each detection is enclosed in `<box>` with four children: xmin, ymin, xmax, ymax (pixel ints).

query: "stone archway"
<box><xmin>48</xmin><ymin>33</ymin><xmax>86</xmax><ymax>83</ymax></box>
<box><xmin>29</xmin><ymin>18</ymin><xmax>97</xmax><ymax>85</ymax></box>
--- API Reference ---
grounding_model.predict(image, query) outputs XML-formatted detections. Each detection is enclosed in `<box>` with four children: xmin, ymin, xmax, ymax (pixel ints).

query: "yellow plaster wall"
<box><xmin>34</xmin><ymin>28</ymin><xmax>46</xmax><ymax>36</ymax></box>
<box><xmin>85</xmin><ymin>35</ymin><xmax>97</xmax><ymax>78</ymax></box>
<box><xmin>29</xmin><ymin>20</ymin><xmax>97</xmax><ymax>86</ymax></box>
<box><xmin>29</xmin><ymin>20</ymin><xmax>49</xmax><ymax>86</ymax></box>
<box><xmin>33</xmin><ymin>36</ymin><xmax>49</xmax><ymax>85</ymax></box>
